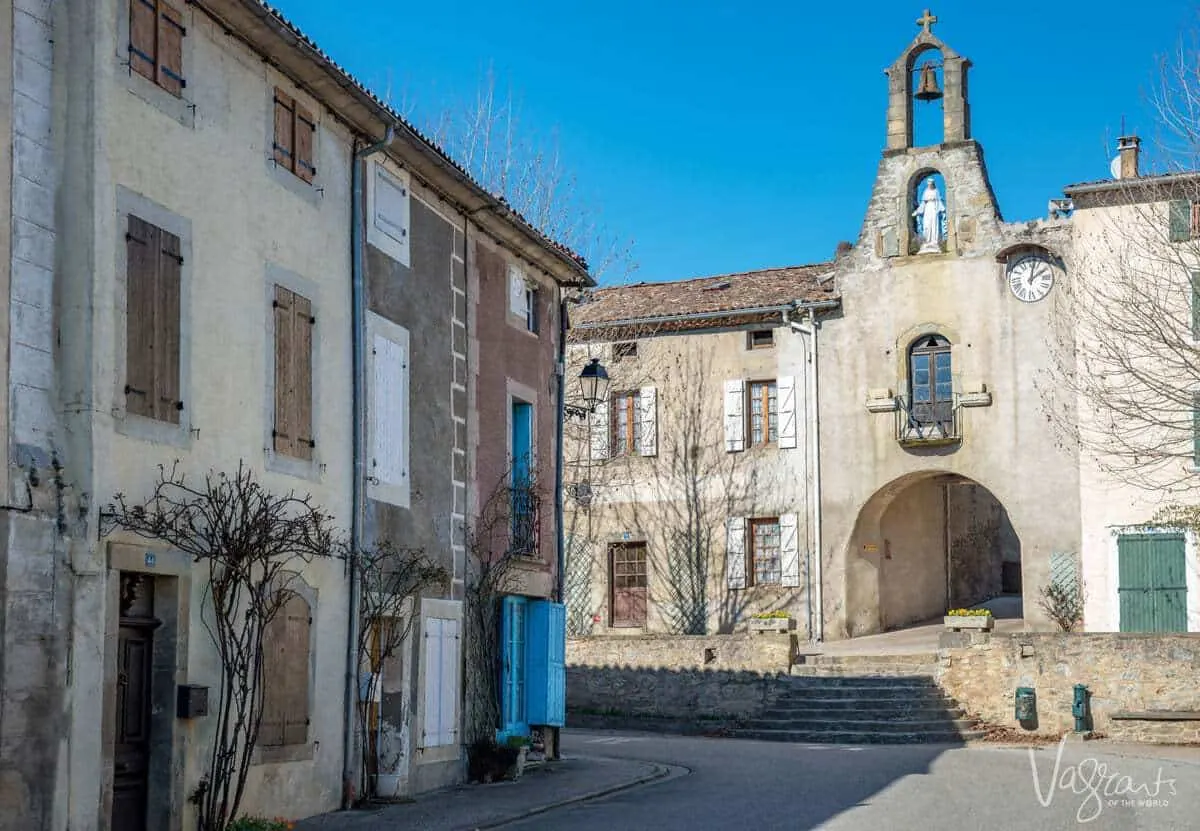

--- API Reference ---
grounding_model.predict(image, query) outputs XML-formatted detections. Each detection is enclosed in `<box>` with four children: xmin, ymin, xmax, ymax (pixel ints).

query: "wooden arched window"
<box><xmin>260</xmin><ymin>593</ymin><xmax>311</xmax><ymax>747</ymax></box>
<box><xmin>909</xmin><ymin>334</ymin><xmax>952</xmax><ymax>425</ymax></box>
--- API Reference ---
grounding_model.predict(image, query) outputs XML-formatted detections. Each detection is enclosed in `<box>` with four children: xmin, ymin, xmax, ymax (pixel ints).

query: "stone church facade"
<box><xmin>565</xmin><ymin>15</ymin><xmax>1198</xmax><ymax>641</ymax></box>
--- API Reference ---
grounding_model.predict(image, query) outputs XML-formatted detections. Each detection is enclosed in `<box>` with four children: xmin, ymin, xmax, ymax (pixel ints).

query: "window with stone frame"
<box><xmin>273</xmin><ymin>88</ymin><xmax>317</xmax><ymax>183</ymax></box>
<box><xmin>748</xmin><ymin>380</ymin><xmax>778</xmax><ymax>446</ymax></box>
<box><xmin>610</xmin><ymin>391</ymin><xmax>642</xmax><ymax>456</ymax></box>
<box><xmin>128</xmin><ymin>0</ymin><xmax>186</xmax><ymax>97</ymax></box>
<box><xmin>749</xmin><ymin>518</ymin><xmax>782</xmax><ymax>586</ymax></box>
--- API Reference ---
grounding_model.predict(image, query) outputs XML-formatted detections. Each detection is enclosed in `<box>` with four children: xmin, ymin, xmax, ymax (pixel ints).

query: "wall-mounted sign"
<box><xmin>144</xmin><ymin>552</ymin><xmax>157</xmax><ymax>567</ymax></box>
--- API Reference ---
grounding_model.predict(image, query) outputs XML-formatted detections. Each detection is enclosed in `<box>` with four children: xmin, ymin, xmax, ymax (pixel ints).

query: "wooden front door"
<box><xmin>112</xmin><ymin>575</ymin><xmax>161</xmax><ymax>831</ymax></box>
<box><xmin>610</xmin><ymin>543</ymin><xmax>647</xmax><ymax>628</ymax></box>
<box><xmin>1119</xmin><ymin>533</ymin><xmax>1188</xmax><ymax>633</ymax></box>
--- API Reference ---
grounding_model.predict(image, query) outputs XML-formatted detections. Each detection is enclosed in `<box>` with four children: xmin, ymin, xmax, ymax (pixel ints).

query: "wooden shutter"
<box><xmin>1169</xmin><ymin>200</ymin><xmax>1191</xmax><ymax>242</ymax></box>
<box><xmin>125</xmin><ymin>217</ymin><xmax>159</xmax><ymax>419</ymax></box>
<box><xmin>371</xmin><ymin>334</ymin><xmax>407</xmax><ymax>486</ymax></box>
<box><xmin>777</xmin><ymin>375</ymin><xmax>797</xmax><ymax>449</ymax></box>
<box><xmin>156</xmin><ymin>230</ymin><xmax>182</xmax><ymax>424</ymax></box>
<box><xmin>157</xmin><ymin>4</ymin><xmax>186</xmax><ymax>97</ymax></box>
<box><xmin>273</xmin><ymin>287</ymin><xmax>295</xmax><ymax>456</ymax></box>
<box><xmin>639</xmin><ymin>386</ymin><xmax>657</xmax><ymax>457</ymax></box>
<box><xmin>590</xmin><ymin>397</ymin><xmax>609</xmax><ymax>460</ymax></box>
<box><xmin>509</xmin><ymin>267</ymin><xmax>526</xmax><ymax>316</ymax></box>
<box><xmin>1193</xmin><ymin>391</ymin><xmax>1200</xmax><ymax>468</ymax></box>
<box><xmin>724</xmin><ymin>379</ymin><xmax>746</xmax><ymax>452</ymax></box>
<box><xmin>373</xmin><ymin>165</ymin><xmax>410</xmax><ymax>246</ymax></box>
<box><xmin>726</xmin><ymin>516</ymin><xmax>746</xmax><ymax>589</ymax></box>
<box><xmin>422</xmin><ymin>617</ymin><xmax>459</xmax><ymax>747</ymax></box>
<box><xmin>295</xmin><ymin>105</ymin><xmax>317</xmax><ymax>182</ymax></box>
<box><xmin>293</xmin><ymin>294</ymin><xmax>314</xmax><ymax>459</ymax></box>
<box><xmin>281</xmin><ymin>596</ymin><xmax>311</xmax><ymax>746</ymax></box>
<box><xmin>273</xmin><ymin>89</ymin><xmax>295</xmax><ymax>171</ymax></box>
<box><xmin>129</xmin><ymin>0</ymin><xmax>157</xmax><ymax>81</ymax></box>
<box><xmin>780</xmin><ymin>512</ymin><xmax>801</xmax><ymax>588</ymax></box>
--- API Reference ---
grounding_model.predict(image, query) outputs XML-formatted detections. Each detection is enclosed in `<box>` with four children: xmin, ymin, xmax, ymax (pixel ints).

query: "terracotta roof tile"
<box><xmin>570</xmin><ymin>264</ymin><xmax>839</xmax><ymax>333</ymax></box>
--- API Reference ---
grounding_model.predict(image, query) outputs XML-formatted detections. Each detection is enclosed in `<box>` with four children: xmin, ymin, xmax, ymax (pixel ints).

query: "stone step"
<box><xmin>781</xmin><ymin>676</ymin><xmax>942</xmax><ymax>690</ymax></box>
<box><xmin>739</xmin><ymin>716</ymin><xmax>979</xmax><ymax>734</ymax></box>
<box><xmin>769</xmin><ymin>692</ymin><xmax>955</xmax><ymax>708</ymax></box>
<box><xmin>797</xmin><ymin>653</ymin><xmax>940</xmax><ymax>667</ymax></box>
<box><xmin>727</xmin><ymin>727</ymin><xmax>985</xmax><ymax>745</ymax></box>
<box><xmin>761</xmin><ymin>704</ymin><xmax>966</xmax><ymax>721</ymax></box>
<box><xmin>789</xmin><ymin>667</ymin><xmax>940</xmax><ymax>678</ymax></box>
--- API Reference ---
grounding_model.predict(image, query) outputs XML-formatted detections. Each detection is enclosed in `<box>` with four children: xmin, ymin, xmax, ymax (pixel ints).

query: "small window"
<box><xmin>749</xmin><ymin>518</ymin><xmax>782</xmax><ymax>586</ymax></box>
<box><xmin>611</xmin><ymin>391</ymin><xmax>642</xmax><ymax>456</ymax></box>
<box><xmin>524</xmin><ymin>285</ymin><xmax>539</xmax><ymax>334</ymax></box>
<box><xmin>748</xmin><ymin>380</ymin><xmax>778</xmax><ymax>446</ymax></box>
<box><xmin>273</xmin><ymin>89</ymin><xmax>317</xmax><ymax>183</ymax></box>
<box><xmin>613</xmin><ymin>342</ymin><xmax>638</xmax><ymax>361</ymax></box>
<box><xmin>129</xmin><ymin>0</ymin><xmax>186</xmax><ymax>97</ymax></box>
<box><xmin>908</xmin><ymin>334</ymin><xmax>952</xmax><ymax>426</ymax></box>
<box><xmin>747</xmin><ymin>330</ymin><xmax>774</xmax><ymax>350</ymax></box>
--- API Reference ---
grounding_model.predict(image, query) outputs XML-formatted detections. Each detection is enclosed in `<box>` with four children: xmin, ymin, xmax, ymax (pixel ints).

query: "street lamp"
<box><xmin>566</xmin><ymin>358</ymin><xmax>609</xmax><ymax>419</ymax></box>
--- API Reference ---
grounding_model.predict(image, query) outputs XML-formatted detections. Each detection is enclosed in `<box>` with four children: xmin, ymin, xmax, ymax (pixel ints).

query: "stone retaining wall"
<box><xmin>567</xmin><ymin>665</ymin><xmax>788</xmax><ymax>722</ymax></box>
<box><xmin>938</xmin><ymin>633</ymin><xmax>1200</xmax><ymax>742</ymax></box>
<box><xmin>566</xmin><ymin>632</ymin><xmax>793</xmax><ymax>673</ymax></box>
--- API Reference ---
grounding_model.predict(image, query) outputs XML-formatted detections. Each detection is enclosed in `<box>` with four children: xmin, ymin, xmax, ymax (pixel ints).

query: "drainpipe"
<box><xmin>787</xmin><ymin>300</ymin><xmax>835</xmax><ymax>643</ymax></box>
<box><xmin>343</xmin><ymin>124</ymin><xmax>394</xmax><ymax>808</ymax></box>
<box><xmin>554</xmin><ymin>298</ymin><xmax>570</xmax><ymax>604</ymax></box>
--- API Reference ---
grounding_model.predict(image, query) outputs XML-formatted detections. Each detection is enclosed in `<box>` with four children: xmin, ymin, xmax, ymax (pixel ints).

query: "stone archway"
<box><xmin>844</xmin><ymin>471</ymin><xmax>1021</xmax><ymax>637</ymax></box>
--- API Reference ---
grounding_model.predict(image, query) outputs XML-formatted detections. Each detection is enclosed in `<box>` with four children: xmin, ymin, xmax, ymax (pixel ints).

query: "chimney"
<box><xmin>1118</xmin><ymin>135</ymin><xmax>1140</xmax><ymax>179</ymax></box>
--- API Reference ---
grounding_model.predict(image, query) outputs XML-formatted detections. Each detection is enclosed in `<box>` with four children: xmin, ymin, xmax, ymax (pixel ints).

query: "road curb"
<box><xmin>472</xmin><ymin>759</ymin><xmax>684</xmax><ymax>829</ymax></box>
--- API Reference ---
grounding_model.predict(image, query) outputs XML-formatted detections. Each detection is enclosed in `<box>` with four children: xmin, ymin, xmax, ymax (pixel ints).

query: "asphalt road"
<box><xmin>504</xmin><ymin>730</ymin><xmax>1198</xmax><ymax>831</ymax></box>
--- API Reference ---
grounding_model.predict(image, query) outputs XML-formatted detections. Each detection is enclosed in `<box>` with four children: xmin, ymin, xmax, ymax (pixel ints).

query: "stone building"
<box><xmin>566</xmin><ymin>13</ymin><xmax>1199</xmax><ymax>645</ymax></box>
<box><xmin>0</xmin><ymin>0</ymin><xmax>584</xmax><ymax>828</ymax></box>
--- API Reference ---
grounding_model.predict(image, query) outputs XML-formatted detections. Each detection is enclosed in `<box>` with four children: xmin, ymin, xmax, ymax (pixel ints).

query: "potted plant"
<box><xmin>747</xmin><ymin>610</ymin><xmax>792</xmax><ymax>633</ymax></box>
<box><xmin>943</xmin><ymin>607</ymin><xmax>994</xmax><ymax>631</ymax></box>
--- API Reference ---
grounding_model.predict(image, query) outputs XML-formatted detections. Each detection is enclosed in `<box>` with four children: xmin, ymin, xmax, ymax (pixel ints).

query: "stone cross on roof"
<box><xmin>916</xmin><ymin>8</ymin><xmax>937</xmax><ymax>34</ymax></box>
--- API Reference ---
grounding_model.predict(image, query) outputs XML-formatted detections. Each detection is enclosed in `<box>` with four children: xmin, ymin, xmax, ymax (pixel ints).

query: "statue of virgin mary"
<box><xmin>912</xmin><ymin>177</ymin><xmax>946</xmax><ymax>253</ymax></box>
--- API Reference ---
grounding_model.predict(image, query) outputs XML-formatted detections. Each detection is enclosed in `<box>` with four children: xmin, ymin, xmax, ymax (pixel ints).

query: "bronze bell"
<box><xmin>914</xmin><ymin>63</ymin><xmax>943</xmax><ymax>102</ymax></box>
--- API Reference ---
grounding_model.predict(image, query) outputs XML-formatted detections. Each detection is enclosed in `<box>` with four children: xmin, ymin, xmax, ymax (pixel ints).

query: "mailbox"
<box><xmin>177</xmin><ymin>684</ymin><xmax>209</xmax><ymax>718</ymax></box>
<box><xmin>1015</xmin><ymin>686</ymin><xmax>1037</xmax><ymax>722</ymax></box>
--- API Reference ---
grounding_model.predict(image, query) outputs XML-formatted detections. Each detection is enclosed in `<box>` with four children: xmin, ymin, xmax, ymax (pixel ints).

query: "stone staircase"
<box><xmin>729</xmin><ymin>654</ymin><xmax>985</xmax><ymax>744</ymax></box>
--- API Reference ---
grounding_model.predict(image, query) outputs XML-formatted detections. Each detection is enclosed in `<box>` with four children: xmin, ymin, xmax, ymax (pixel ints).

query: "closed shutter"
<box><xmin>590</xmin><ymin>397</ymin><xmax>609</xmax><ymax>460</ymax></box>
<box><xmin>1192</xmin><ymin>273</ymin><xmax>1200</xmax><ymax>340</ymax></box>
<box><xmin>125</xmin><ymin>216</ymin><xmax>158</xmax><ymax>419</ymax></box>
<box><xmin>373</xmin><ymin>165</ymin><xmax>409</xmax><ymax>245</ymax></box>
<box><xmin>129</xmin><ymin>0</ymin><xmax>157</xmax><ymax>81</ymax></box>
<box><xmin>777</xmin><ymin>375</ymin><xmax>797</xmax><ymax>449</ymax></box>
<box><xmin>726</xmin><ymin>516</ymin><xmax>746</xmax><ymax>589</ymax></box>
<box><xmin>545</xmin><ymin>603</ymin><xmax>566</xmax><ymax>726</ymax></box>
<box><xmin>157</xmin><ymin>4</ymin><xmax>186</xmax><ymax>96</ymax></box>
<box><xmin>780</xmin><ymin>512</ymin><xmax>801</xmax><ymax>588</ymax></box>
<box><xmin>371</xmin><ymin>334</ymin><xmax>408</xmax><ymax>486</ymax></box>
<box><xmin>156</xmin><ymin>230</ymin><xmax>183</xmax><ymax>424</ymax></box>
<box><xmin>509</xmin><ymin>267</ymin><xmax>527</xmax><ymax>316</ymax></box>
<box><xmin>1193</xmin><ymin>391</ymin><xmax>1200</xmax><ymax>468</ymax></box>
<box><xmin>438</xmin><ymin>618</ymin><xmax>460</xmax><ymax>746</ymax></box>
<box><xmin>293</xmin><ymin>294</ymin><xmax>315</xmax><ymax>460</ymax></box>
<box><xmin>281</xmin><ymin>596</ymin><xmax>311</xmax><ymax>746</ymax></box>
<box><xmin>295</xmin><ymin>104</ymin><xmax>317</xmax><ymax>183</ymax></box>
<box><xmin>273</xmin><ymin>287</ymin><xmax>295</xmax><ymax>456</ymax></box>
<box><xmin>724</xmin><ymin>379</ymin><xmax>746</xmax><ymax>452</ymax></box>
<box><xmin>1170</xmin><ymin>200</ymin><xmax>1191</xmax><ymax>242</ymax></box>
<box><xmin>639</xmin><ymin>386</ymin><xmax>657</xmax><ymax>457</ymax></box>
<box><xmin>273</xmin><ymin>89</ymin><xmax>295</xmax><ymax>170</ymax></box>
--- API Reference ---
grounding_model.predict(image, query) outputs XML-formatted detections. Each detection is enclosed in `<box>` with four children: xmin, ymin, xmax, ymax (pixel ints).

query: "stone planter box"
<box><xmin>944</xmin><ymin>614</ymin><xmax>993</xmax><ymax>631</ymax></box>
<box><xmin>748</xmin><ymin>617</ymin><xmax>792</xmax><ymax>633</ymax></box>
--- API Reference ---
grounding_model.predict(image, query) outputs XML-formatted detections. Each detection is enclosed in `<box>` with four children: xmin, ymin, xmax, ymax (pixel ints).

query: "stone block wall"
<box><xmin>938</xmin><ymin>634</ymin><xmax>1200</xmax><ymax>741</ymax></box>
<box><xmin>567</xmin><ymin>665</ymin><xmax>789</xmax><ymax>722</ymax></box>
<box><xmin>567</xmin><ymin>632</ymin><xmax>793</xmax><ymax>674</ymax></box>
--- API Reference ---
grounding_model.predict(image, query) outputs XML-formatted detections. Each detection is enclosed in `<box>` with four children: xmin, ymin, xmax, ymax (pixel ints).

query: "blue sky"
<box><xmin>275</xmin><ymin>1</ymin><xmax>1195</xmax><ymax>285</ymax></box>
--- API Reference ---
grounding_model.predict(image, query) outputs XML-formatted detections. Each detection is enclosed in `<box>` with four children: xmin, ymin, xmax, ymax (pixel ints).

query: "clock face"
<box><xmin>1007</xmin><ymin>255</ymin><xmax>1054</xmax><ymax>302</ymax></box>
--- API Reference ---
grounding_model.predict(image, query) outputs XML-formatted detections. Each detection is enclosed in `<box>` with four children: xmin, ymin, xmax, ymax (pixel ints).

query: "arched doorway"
<box><xmin>845</xmin><ymin>471</ymin><xmax>1021</xmax><ymax>637</ymax></box>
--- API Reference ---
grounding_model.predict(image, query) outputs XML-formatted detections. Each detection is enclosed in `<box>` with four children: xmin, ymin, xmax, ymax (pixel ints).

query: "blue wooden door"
<box><xmin>511</xmin><ymin>402</ymin><xmax>534</xmax><ymax>552</ymax></box>
<box><xmin>525</xmin><ymin>601</ymin><xmax>566</xmax><ymax>727</ymax></box>
<box><xmin>500</xmin><ymin>595</ymin><xmax>528</xmax><ymax>739</ymax></box>
<box><xmin>1119</xmin><ymin>533</ymin><xmax>1188</xmax><ymax>633</ymax></box>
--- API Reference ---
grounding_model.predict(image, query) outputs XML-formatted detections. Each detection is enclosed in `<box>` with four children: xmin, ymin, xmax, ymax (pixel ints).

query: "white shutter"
<box><xmin>439</xmin><ymin>617</ymin><xmax>460</xmax><ymax>745</ymax></box>
<box><xmin>422</xmin><ymin>617</ymin><xmax>443</xmax><ymax>747</ymax></box>
<box><xmin>590</xmin><ymin>397</ymin><xmax>610</xmax><ymax>460</ymax></box>
<box><xmin>724</xmin><ymin>379</ymin><xmax>746</xmax><ymax>452</ymax></box>
<box><xmin>371</xmin><ymin>333</ymin><xmax>408</xmax><ymax>486</ymax></box>
<box><xmin>639</xmin><ymin>386</ymin><xmax>657</xmax><ymax>457</ymax></box>
<box><xmin>780</xmin><ymin>513</ymin><xmax>800</xmax><ymax>588</ymax></box>
<box><xmin>374</xmin><ymin>165</ymin><xmax>410</xmax><ymax>247</ymax></box>
<box><xmin>509</xmin><ymin>266</ymin><xmax>527</xmax><ymax>315</ymax></box>
<box><xmin>726</xmin><ymin>516</ymin><xmax>746</xmax><ymax>589</ymax></box>
<box><xmin>777</xmin><ymin>376</ymin><xmax>797</xmax><ymax>450</ymax></box>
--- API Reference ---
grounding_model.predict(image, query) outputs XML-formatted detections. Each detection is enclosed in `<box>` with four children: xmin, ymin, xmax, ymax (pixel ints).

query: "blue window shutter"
<box><xmin>499</xmin><ymin>596</ymin><xmax>528</xmax><ymax>741</ymax></box>
<box><xmin>524</xmin><ymin>600</ymin><xmax>566</xmax><ymax>727</ymax></box>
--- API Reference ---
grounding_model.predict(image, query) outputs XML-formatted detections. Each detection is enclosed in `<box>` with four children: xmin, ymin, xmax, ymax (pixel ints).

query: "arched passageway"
<box><xmin>844</xmin><ymin>471</ymin><xmax>1021</xmax><ymax>637</ymax></box>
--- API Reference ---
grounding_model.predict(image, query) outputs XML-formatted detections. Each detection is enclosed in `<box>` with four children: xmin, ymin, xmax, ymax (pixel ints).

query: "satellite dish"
<box><xmin>1110</xmin><ymin>155</ymin><xmax>1123</xmax><ymax>179</ymax></box>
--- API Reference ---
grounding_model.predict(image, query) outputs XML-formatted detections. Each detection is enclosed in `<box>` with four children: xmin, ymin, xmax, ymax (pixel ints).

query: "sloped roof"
<box><xmin>234</xmin><ymin>1</ymin><xmax>589</xmax><ymax>278</ymax></box>
<box><xmin>570</xmin><ymin>264</ymin><xmax>838</xmax><ymax>332</ymax></box>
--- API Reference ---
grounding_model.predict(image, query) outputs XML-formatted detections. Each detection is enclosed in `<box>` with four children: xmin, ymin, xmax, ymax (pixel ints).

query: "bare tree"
<box><xmin>403</xmin><ymin>65</ymin><xmax>636</xmax><ymax>284</ymax></box>
<box><xmin>1042</xmin><ymin>29</ymin><xmax>1200</xmax><ymax>496</ymax></box>
<box><xmin>103</xmin><ymin>463</ymin><xmax>336</xmax><ymax>831</ymax></box>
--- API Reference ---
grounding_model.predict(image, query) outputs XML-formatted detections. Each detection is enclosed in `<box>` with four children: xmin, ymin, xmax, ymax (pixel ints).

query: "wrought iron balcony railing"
<box><xmin>894</xmin><ymin>395</ymin><xmax>962</xmax><ymax>447</ymax></box>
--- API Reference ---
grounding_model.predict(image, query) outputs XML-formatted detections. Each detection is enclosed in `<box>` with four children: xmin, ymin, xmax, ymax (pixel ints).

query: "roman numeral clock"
<box><xmin>1007</xmin><ymin>253</ymin><xmax>1055</xmax><ymax>302</ymax></box>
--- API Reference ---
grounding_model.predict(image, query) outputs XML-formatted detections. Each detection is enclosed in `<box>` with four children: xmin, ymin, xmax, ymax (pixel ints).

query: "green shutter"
<box><xmin>1169</xmin><ymin>200</ymin><xmax>1191</xmax><ymax>242</ymax></box>
<box><xmin>1192</xmin><ymin>272</ymin><xmax>1200</xmax><ymax>340</ymax></box>
<box><xmin>1194</xmin><ymin>391</ymin><xmax>1200</xmax><ymax>467</ymax></box>
<box><xmin>1118</xmin><ymin>533</ymin><xmax>1188</xmax><ymax>632</ymax></box>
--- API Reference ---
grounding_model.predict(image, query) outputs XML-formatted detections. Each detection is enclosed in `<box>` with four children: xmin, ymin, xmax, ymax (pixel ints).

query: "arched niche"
<box><xmin>904</xmin><ymin>167</ymin><xmax>952</xmax><ymax>255</ymax></box>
